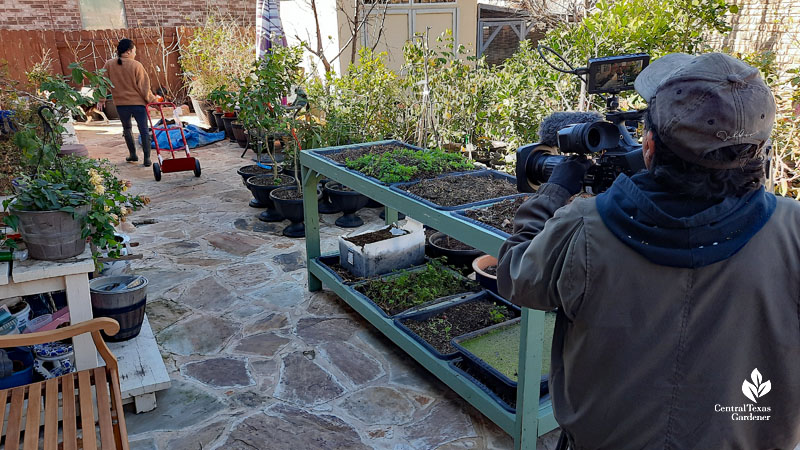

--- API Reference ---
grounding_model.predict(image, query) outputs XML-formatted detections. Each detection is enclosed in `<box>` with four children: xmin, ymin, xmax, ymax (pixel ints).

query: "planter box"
<box><xmin>351</xmin><ymin>264</ymin><xmax>479</xmax><ymax>318</ymax></box>
<box><xmin>451</xmin><ymin>313</ymin><xmax>556</xmax><ymax>409</ymax></box>
<box><xmin>391</xmin><ymin>170</ymin><xmax>526</xmax><ymax>211</ymax></box>
<box><xmin>394</xmin><ymin>291</ymin><xmax>520</xmax><ymax>360</ymax></box>
<box><xmin>339</xmin><ymin>220</ymin><xmax>425</xmax><ymax>279</ymax></box>
<box><xmin>315</xmin><ymin>254</ymin><xmax>362</xmax><ymax>285</ymax></box>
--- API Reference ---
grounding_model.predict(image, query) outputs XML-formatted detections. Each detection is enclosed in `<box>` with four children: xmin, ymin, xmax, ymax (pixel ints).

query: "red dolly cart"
<box><xmin>146</xmin><ymin>102</ymin><xmax>201</xmax><ymax>181</ymax></box>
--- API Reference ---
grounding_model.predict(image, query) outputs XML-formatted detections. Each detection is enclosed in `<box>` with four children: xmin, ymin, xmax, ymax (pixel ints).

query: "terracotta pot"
<box><xmin>472</xmin><ymin>254</ymin><xmax>498</xmax><ymax>295</ymax></box>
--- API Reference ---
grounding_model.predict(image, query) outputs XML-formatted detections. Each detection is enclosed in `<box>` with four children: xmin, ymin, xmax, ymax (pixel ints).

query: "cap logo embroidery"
<box><xmin>716</xmin><ymin>130</ymin><xmax>756</xmax><ymax>141</ymax></box>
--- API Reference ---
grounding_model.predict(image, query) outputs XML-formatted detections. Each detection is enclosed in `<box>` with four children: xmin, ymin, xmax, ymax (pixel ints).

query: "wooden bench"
<box><xmin>0</xmin><ymin>318</ymin><xmax>129</xmax><ymax>449</ymax></box>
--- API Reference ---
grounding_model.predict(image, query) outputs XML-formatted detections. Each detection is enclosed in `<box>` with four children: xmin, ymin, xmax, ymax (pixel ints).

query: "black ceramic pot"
<box><xmin>232</xmin><ymin>122</ymin><xmax>247</xmax><ymax>148</ymax></box>
<box><xmin>325</xmin><ymin>181</ymin><xmax>370</xmax><ymax>228</ymax></box>
<box><xmin>246</xmin><ymin>174</ymin><xmax>293</xmax><ymax>222</ymax></box>
<box><xmin>213</xmin><ymin>111</ymin><xmax>225</xmax><ymax>131</ymax></box>
<box><xmin>270</xmin><ymin>186</ymin><xmax>322</xmax><ymax>238</ymax></box>
<box><xmin>427</xmin><ymin>231</ymin><xmax>483</xmax><ymax>270</ymax></box>
<box><xmin>204</xmin><ymin>109</ymin><xmax>218</xmax><ymax>131</ymax></box>
<box><xmin>318</xmin><ymin>179</ymin><xmax>341</xmax><ymax>214</ymax></box>
<box><xmin>221</xmin><ymin>114</ymin><xmax>237</xmax><ymax>142</ymax></box>
<box><xmin>238</xmin><ymin>165</ymin><xmax>283</xmax><ymax>207</ymax></box>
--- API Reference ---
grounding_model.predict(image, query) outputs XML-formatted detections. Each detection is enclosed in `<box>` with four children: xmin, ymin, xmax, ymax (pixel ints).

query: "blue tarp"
<box><xmin>139</xmin><ymin>123</ymin><xmax>226</xmax><ymax>149</ymax></box>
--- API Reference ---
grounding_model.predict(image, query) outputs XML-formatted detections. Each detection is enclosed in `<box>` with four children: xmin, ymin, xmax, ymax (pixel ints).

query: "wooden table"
<box><xmin>0</xmin><ymin>250</ymin><xmax>171</xmax><ymax>413</ymax></box>
<box><xmin>0</xmin><ymin>248</ymin><xmax>97</xmax><ymax>370</ymax></box>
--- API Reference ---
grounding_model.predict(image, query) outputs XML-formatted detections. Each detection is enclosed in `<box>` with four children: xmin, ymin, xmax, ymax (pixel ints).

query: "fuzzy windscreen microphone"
<box><xmin>538</xmin><ymin>111</ymin><xmax>604</xmax><ymax>147</ymax></box>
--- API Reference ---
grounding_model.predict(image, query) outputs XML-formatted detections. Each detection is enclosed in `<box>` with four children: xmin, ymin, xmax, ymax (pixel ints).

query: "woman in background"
<box><xmin>100</xmin><ymin>38</ymin><xmax>156</xmax><ymax>166</ymax></box>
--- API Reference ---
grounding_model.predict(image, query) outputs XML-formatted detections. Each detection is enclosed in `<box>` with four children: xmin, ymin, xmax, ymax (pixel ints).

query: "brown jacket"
<box><xmin>498</xmin><ymin>180</ymin><xmax>800</xmax><ymax>449</ymax></box>
<box><xmin>102</xmin><ymin>56</ymin><xmax>155</xmax><ymax>106</ymax></box>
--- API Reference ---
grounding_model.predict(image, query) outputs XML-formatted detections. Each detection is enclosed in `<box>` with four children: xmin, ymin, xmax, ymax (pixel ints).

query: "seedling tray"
<box><xmin>394</xmin><ymin>290</ymin><xmax>520</xmax><ymax>360</ymax></box>
<box><xmin>449</xmin><ymin>356</ymin><xmax>550</xmax><ymax>414</ymax></box>
<box><xmin>350</xmin><ymin>264</ymin><xmax>479</xmax><ymax>318</ymax></box>
<box><xmin>314</xmin><ymin>254</ymin><xmax>362</xmax><ymax>285</ymax></box>
<box><xmin>391</xmin><ymin>170</ymin><xmax>525</xmax><ymax>211</ymax></box>
<box><xmin>452</xmin><ymin>317</ymin><xmax>552</xmax><ymax>399</ymax></box>
<box><xmin>451</xmin><ymin>209</ymin><xmax>511</xmax><ymax>238</ymax></box>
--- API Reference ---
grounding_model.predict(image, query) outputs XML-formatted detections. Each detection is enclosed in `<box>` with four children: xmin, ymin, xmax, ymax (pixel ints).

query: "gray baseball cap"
<box><xmin>634</xmin><ymin>52</ymin><xmax>775</xmax><ymax>169</ymax></box>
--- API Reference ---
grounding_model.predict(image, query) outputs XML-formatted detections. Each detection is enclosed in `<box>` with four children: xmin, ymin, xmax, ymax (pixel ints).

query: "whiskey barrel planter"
<box><xmin>89</xmin><ymin>275</ymin><xmax>148</xmax><ymax>342</ymax></box>
<box><xmin>11</xmin><ymin>204</ymin><xmax>89</xmax><ymax>260</ymax></box>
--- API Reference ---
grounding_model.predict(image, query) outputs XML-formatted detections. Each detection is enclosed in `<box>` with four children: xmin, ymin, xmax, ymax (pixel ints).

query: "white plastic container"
<box><xmin>339</xmin><ymin>219</ymin><xmax>425</xmax><ymax>278</ymax></box>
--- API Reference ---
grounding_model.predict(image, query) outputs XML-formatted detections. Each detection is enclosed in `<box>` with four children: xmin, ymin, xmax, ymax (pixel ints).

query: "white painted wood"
<box><xmin>108</xmin><ymin>316</ymin><xmax>171</xmax><ymax>411</ymax></box>
<box><xmin>11</xmin><ymin>248</ymin><xmax>94</xmax><ymax>283</ymax></box>
<box><xmin>0</xmin><ymin>262</ymin><xmax>9</xmax><ymax>286</ymax></box>
<box><xmin>0</xmin><ymin>278</ymin><xmax>66</xmax><ymax>299</ymax></box>
<box><xmin>132</xmin><ymin>393</ymin><xmax>157</xmax><ymax>414</ymax></box>
<box><xmin>64</xmin><ymin>273</ymin><xmax>97</xmax><ymax>370</ymax></box>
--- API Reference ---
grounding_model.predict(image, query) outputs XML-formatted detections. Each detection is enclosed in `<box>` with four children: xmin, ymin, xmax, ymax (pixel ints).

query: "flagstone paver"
<box><xmin>77</xmin><ymin>120</ymin><xmax>560</xmax><ymax>449</ymax></box>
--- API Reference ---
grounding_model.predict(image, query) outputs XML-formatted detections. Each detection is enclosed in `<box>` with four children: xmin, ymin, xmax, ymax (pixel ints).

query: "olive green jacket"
<box><xmin>497</xmin><ymin>182</ymin><xmax>800</xmax><ymax>450</ymax></box>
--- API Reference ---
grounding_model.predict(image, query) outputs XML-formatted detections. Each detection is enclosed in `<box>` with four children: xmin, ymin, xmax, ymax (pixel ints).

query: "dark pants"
<box><xmin>117</xmin><ymin>105</ymin><xmax>150</xmax><ymax>157</ymax></box>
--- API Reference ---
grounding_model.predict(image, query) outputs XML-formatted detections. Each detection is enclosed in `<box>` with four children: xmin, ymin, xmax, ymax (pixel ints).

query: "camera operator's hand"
<box><xmin>549</xmin><ymin>155</ymin><xmax>592</xmax><ymax>195</ymax></box>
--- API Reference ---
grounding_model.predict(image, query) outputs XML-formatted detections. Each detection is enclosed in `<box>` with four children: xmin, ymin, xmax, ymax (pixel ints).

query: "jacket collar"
<box><xmin>595</xmin><ymin>172</ymin><xmax>776</xmax><ymax>268</ymax></box>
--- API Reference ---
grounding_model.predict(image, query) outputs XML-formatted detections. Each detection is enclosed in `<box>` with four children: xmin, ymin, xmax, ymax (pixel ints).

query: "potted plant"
<box><xmin>207</xmin><ymin>87</ymin><xmax>236</xmax><ymax>141</ymax></box>
<box><xmin>473</xmin><ymin>254</ymin><xmax>499</xmax><ymax>294</ymax></box>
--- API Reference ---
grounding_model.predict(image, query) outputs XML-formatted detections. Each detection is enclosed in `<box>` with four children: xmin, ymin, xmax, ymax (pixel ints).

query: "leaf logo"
<box><xmin>742</xmin><ymin>368</ymin><xmax>771</xmax><ymax>403</ymax></box>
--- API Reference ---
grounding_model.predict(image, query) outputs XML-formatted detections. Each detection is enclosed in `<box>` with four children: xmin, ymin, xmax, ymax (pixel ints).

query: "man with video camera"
<box><xmin>497</xmin><ymin>52</ymin><xmax>800</xmax><ymax>449</ymax></box>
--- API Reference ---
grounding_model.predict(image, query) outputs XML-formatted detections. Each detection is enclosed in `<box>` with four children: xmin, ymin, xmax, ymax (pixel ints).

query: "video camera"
<box><xmin>516</xmin><ymin>51</ymin><xmax>651</xmax><ymax>194</ymax></box>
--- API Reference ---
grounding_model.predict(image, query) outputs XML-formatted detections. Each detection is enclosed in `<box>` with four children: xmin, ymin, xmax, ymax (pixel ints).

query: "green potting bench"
<box><xmin>301</xmin><ymin>147</ymin><xmax>557</xmax><ymax>450</ymax></box>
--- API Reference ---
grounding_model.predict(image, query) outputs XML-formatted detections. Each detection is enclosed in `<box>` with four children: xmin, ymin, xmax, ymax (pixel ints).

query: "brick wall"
<box><xmin>0</xmin><ymin>0</ymin><xmax>82</xmax><ymax>30</ymax></box>
<box><xmin>123</xmin><ymin>0</ymin><xmax>255</xmax><ymax>28</ymax></box>
<box><xmin>0</xmin><ymin>0</ymin><xmax>254</xmax><ymax>30</ymax></box>
<box><xmin>712</xmin><ymin>0</ymin><xmax>800</xmax><ymax>77</ymax></box>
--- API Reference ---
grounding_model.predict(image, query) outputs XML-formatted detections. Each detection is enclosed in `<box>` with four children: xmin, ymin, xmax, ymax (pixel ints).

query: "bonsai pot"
<box><xmin>318</xmin><ymin>179</ymin><xmax>341</xmax><ymax>214</ymax></box>
<box><xmin>232</xmin><ymin>122</ymin><xmax>247</xmax><ymax>148</ymax></box>
<box><xmin>428</xmin><ymin>232</ymin><xmax>483</xmax><ymax>271</ymax></box>
<box><xmin>221</xmin><ymin>113</ymin><xmax>237</xmax><ymax>142</ymax></box>
<box><xmin>213</xmin><ymin>111</ymin><xmax>225</xmax><ymax>131</ymax></box>
<box><xmin>204</xmin><ymin>109</ymin><xmax>218</xmax><ymax>131</ymax></box>
<box><xmin>473</xmin><ymin>254</ymin><xmax>498</xmax><ymax>295</ymax></box>
<box><xmin>11</xmin><ymin>204</ymin><xmax>89</xmax><ymax>260</ymax></box>
<box><xmin>325</xmin><ymin>181</ymin><xmax>370</xmax><ymax>228</ymax></box>
<box><xmin>246</xmin><ymin>174</ymin><xmax>293</xmax><ymax>222</ymax></box>
<box><xmin>270</xmin><ymin>186</ymin><xmax>322</xmax><ymax>238</ymax></box>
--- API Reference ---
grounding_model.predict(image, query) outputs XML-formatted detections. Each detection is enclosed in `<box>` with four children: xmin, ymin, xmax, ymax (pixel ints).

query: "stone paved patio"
<box><xmin>76</xmin><ymin>117</ymin><xmax>561</xmax><ymax>450</ymax></box>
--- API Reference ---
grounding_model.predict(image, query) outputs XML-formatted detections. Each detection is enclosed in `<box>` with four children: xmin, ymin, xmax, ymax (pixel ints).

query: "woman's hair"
<box><xmin>643</xmin><ymin>104</ymin><xmax>766</xmax><ymax>200</ymax></box>
<box><xmin>117</xmin><ymin>39</ymin><xmax>135</xmax><ymax>65</ymax></box>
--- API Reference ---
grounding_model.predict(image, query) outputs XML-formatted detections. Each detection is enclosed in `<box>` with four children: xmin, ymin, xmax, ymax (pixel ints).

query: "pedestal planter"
<box><xmin>325</xmin><ymin>182</ymin><xmax>370</xmax><ymax>228</ymax></box>
<box><xmin>473</xmin><ymin>254</ymin><xmax>498</xmax><ymax>295</ymax></box>
<box><xmin>338</xmin><ymin>221</ymin><xmax>425</xmax><ymax>278</ymax></box>
<box><xmin>428</xmin><ymin>232</ymin><xmax>483</xmax><ymax>271</ymax></box>
<box><xmin>221</xmin><ymin>114</ymin><xmax>237</xmax><ymax>142</ymax></box>
<box><xmin>246</xmin><ymin>174</ymin><xmax>293</xmax><ymax>222</ymax></box>
<box><xmin>213</xmin><ymin>111</ymin><xmax>225</xmax><ymax>131</ymax></box>
<box><xmin>12</xmin><ymin>205</ymin><xmax>89</xmax><ymax>260</ymax></box>
<box><xmin>318</xmin><ymin>179</ymin><xmax>341</xmax><ymax>214</ymax></box>
<box><xmin>270</xmin><ymin>186</ymin><xmax>322</xmax><ymax>238</ymax></box>
<box><xmin>232</xmin><ymin>122</ymin><xmax>247</xmax><ymax>148</ymax></box>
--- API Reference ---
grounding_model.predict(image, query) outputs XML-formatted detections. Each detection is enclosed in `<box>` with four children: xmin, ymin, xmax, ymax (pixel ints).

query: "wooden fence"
<box><xmin>0</xmin><ymin>27</ymin><xmax>197</xmax><ymax>102</ymax></box>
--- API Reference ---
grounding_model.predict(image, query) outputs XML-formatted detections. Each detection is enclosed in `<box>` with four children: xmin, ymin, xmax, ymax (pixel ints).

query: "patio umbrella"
<box><xmin>256</xmin><ymin>0</ymin><xmax>288</xmax><ymax>59</ymax></box>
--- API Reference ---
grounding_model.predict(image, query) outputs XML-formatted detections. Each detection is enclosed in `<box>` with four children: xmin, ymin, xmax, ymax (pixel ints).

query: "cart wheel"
<box><xmin>153</xmin><ymin>163</ymin><xmax>161</xmax><ymax>181</ymax></box>
<box><xmin>194</xmin><ymin>159</ymin><xmax>201</xmax><ymax>177</ymax></box>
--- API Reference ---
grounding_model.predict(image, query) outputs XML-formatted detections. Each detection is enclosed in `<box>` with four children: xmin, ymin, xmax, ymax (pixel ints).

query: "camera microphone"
<box><xmin>537</xmin><ymin>111</ymin><xmax>604</xmax><ymax>147</ymax></box>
